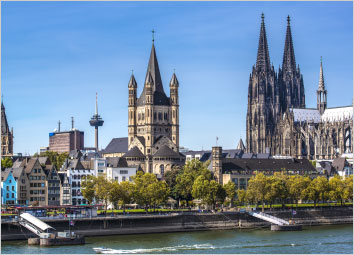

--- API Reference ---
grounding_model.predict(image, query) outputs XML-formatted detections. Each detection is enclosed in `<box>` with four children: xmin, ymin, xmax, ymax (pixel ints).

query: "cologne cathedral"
<box><xmin>246</xmin><ymin>14</ymin><xmax>353</xmax><ymax>160</ymax></box>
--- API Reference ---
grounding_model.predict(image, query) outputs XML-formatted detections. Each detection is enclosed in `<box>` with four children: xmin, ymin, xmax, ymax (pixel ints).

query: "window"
<box><xmin>9</xmin><ymin>180</ymin><xmax>12</xmax><ymax>184</ymax></box>
<box><xmin>158</xmin><ymin>112</ymin><xmax>162</xmax><ymax>120</ymax></box>
<box><xmin>72</xmin><ymin>190</ymin><xmax>76</xmax><ymax>196</ymax></box>
<box><xmin>42</xmin><ymin>176</ymin><xmax>45</xmax><ymax>180</ymax></box>
<box><xmin>41</xmin><ymin>183</ymin><xmax>45</xmax><ymax>187</ymax></box>
<box><xmin>6</xmin><ymin>186</ymin><xmax>9</xmax><ymax>191</ymax></box>
<box><xmin>122</xmin><ymin>176</ymin><xmax>126</xmax><ymax>181</ymax></box>
<box><xmin>12</xmin><ymin>193</ymin><xmax>14</xmax><ymax>198</ymax></box>
<box><xmin>6</xmin><ymin>194</ymin><xmax>9</xmax><ymax>198</ymax></box>
<box><xmin>160</xmin><ymin>165</ymin><xmax>165</xmax><ymax>175</ymax></box>
<box><xmin>115</xmin><ymin>177</ymin><xmax>118</xmax><ymax>181</ymax></box>
<box><xmin>120</xmin><ymin>170</ymin><xmax>128</xmax><ymax>174</ymax></box>
<box><xmin>12</xmin><ymin>186</ymin><xmax>15</xmax><ymax>191</ymax></box>
<box><xmin>22</xmin><ymin>179</ymin><xmax>25</xmax><ymax>184</ymax></box>
<box><xmin>240</xmin><ymin>178</ymin><xmax>246</xmax><ymax>190</ymax></box>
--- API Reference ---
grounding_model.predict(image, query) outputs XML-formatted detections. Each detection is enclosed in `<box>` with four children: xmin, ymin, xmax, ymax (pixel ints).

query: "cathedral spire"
<box><xmin>318</xmin><ymin>56</ymin><xmax>325</xmax><ymax>90</ymax></box>
<box><xmin>317</xmin><ymin>56</ymin><xmax>327</xmax><ymax>114</ymax></box>
<box><xmin>282</xmin><ymin>15</ymin><xmax>296</xmax><ymax>72</ymax></box>
<box><xmin>256</xmin><ymin>13</ymin><xmax>271</xmax><ymax>72</ymax></box>
<box><xmin>137</xmin><ymin>41</ymin><xmax>169</xmax><ymax>106</ymax></box>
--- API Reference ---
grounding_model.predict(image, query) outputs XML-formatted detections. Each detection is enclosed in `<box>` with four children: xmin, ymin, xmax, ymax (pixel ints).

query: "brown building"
<box><xmin>24</xmin><ymin>158</ymin><xmax>48</xmax><ymax>206</ymax></box>
<box><xmin>211</xmin><ymin>146</ymin><xmax>320</xmax><ymax>187</ymax></box>
<box><xmin>49</xmin><ymin>130</ymin><xmax>84</xmax><ymax>153</ymax></box>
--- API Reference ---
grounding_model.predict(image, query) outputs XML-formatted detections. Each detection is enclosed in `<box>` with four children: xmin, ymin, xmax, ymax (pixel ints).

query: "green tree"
<box><xmin>150</xmin><ymin>181</ymin><xmax>170</xmax><ymax>210</ymax></box>
<box><xmin>236</xmin><ymin>189</ymin><xmax>247</xmax><ymax>206</ymax></box>
<box><xmin>304</xmin><ymin>176</ymin><xmax>329</xmax><ymax>207</ymax></box>
<box><xmin>95</xmin><ymin>176</ymin><xmax>112</xmax><ymax>211</ymax></box>
<box><xmin>108</xmin><ymin>181</ymin><xmax>121</xmax><ymax>209</ymax></box>
<box><xmin>343</xmin><ymin>175</ymin><xmax>353</xmax><ymax>202</ymax></box>
<box><xmin>246</xmin><ymin>173</ymin><xmax>270</xmax><ymax>212</ymax></box>
<box><xmin>164</xmin><ymin>166</ymin><xmax>182</xmax><ymax>199</ymax></box>
<box><xmin>329</xmin><ymin>175</ymin><xmax>346</xmax><ymax>205</ymax></box>
<box><xmin>118</xmin><ymin>181</ymin><xmax>135</xmax><ymax>212</ymax></box>
<box><xmin>192</xmin><ymin>175</ymin><xmax>225</xmax><ymax>209</ymax></box>
<box><xmin>1</xmin><ymin>157</ymin><xmax>13</xmax><ymax>170</ymax></box>
<box><xmin>132</xmin><ymin>172</ymin><xmax>159</xmax><ymax>210</ymax></box>
<box><xmin>175</xmin><ymin>159</ymin><xmax>212</xmax><ymax>203</ymax></box>
<box><xmin>287</xmin><ymin>175</ymin><xmax>311</xmax><ymax>208</ymax></box>
<box><xmin>224</xmin><ymin>181</ymin><xmax>237</xmax><ymax>207</ymax></box>
<box><xmin>265</xmin><ymin>174</ymin><xmax>288</xmax><ymax>209</ymax></box>
<box><xmin>40</xmin><ymin>151</ymin><xmax>68</xmax><ymax>170</ymax></box>
<box><xmin>81</xmin><ymin>175</ymin><xmax>97</xmax><ymax>204</ymax></box>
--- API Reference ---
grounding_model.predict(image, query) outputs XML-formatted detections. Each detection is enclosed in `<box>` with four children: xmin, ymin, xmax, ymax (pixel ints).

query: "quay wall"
<box><xmin>2</xmin><ymin>206</ymin><xmax>352</xmax><ymax>241</ymax></box>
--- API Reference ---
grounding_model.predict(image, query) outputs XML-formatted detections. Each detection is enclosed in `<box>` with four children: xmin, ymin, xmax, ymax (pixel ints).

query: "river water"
<box><xmin>2</xmin><ymin>224</ymin><xmax>353</xmax><ymax>254</ymax></box>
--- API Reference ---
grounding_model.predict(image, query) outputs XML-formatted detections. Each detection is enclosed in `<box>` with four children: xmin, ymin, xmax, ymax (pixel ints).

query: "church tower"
<box><xmin>246</xmin><ymin>13</ymin><xmax>278</xmax><ymax>154</ymax></box>
<box><xmin>1</xmin><ymin>101</ymin><xmax>14</xmax><ymax>156</ymax></box>
<box><xmin>317</xmin><ymin>57</ymin><xmax>327</xmax><ymax>114</ymax></box>
<box><xmin>279</xmin><ymin>16</ymin><xmax>305</xmax><ymax>110</ymax></box>
<box><xmin>170</xmin><ymin>72</ymin><xmax>179</xmax><ymax>149</ymax></box>
<box><xmin>126</xmin><ymin>37</ymin><xmax>183</xmax><ymax>174</ymax></box>
<box><xmin>128</xmin><ymin>74</ymin><xmax>137</xmax><ymax>145</ymax></box>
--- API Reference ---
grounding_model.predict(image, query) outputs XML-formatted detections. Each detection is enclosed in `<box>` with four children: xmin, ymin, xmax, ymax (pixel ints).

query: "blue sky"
<box><xmin>2</xmin><ymin>1</ymin><xmax>353</xmax><ymax>155</ymax></box>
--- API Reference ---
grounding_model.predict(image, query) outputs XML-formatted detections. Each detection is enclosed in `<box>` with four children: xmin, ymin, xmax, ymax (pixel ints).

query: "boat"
<box><xmin>93</xmin><ymin>247</ymin><xmax>115</xmax><ymax>254</ymax></box>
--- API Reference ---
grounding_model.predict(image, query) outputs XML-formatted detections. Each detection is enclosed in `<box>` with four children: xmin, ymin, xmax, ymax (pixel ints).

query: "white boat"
<box><xmin>93</xmin><ymin>247</ymin><xmax>115</xmax><ymax>254</ymax></box>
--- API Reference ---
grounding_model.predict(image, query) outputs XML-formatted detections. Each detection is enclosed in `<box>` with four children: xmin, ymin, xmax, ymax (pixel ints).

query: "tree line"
<box><xmin>81</xmin><ymin>159</ymin><xmax>353</xmax><ymax>211</ymax></box>
<box><xmin>237</xmin><ymin>172</ymin><xmax>353</xmax><ymax>211</ymax></box>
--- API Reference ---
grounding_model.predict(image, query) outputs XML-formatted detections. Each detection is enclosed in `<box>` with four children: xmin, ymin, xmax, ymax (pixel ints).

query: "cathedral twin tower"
<box><xmin>247</xmin><ymin>14</ymin><xmax>306</xmax><ymax>154</ymax></box>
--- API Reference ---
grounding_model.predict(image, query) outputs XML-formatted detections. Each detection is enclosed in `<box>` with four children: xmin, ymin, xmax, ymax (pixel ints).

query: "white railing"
<box><xmin>248</xmin><ymin>211</ymin><xmax>289</xmax><ymax>226</ymax></box>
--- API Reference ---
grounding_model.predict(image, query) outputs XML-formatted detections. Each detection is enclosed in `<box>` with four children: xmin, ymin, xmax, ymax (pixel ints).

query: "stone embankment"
<box><xmin>2</xmin><ymin>206</ymin><xmax>352</xmax><ymax>241</ymax></box>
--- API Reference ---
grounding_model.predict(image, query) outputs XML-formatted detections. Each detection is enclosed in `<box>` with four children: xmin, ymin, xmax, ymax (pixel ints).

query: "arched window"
<box><xmin>160</xmin><ymin>165</ymin><xmax>164</xmax><ymax>175</ymax></box>
<box><xmin>345</xmin><ymin>128</ymin><xmax>352</xmax><ymax>153</ymax></box>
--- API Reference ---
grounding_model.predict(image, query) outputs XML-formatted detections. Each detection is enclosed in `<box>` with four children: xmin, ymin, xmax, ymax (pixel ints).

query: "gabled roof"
<box><xmin>137</xmin><ymin>136</ymin><xmax>146</xmax><ymax>147</ymax></box>
<box><xmin>221</xmin><ymin>158</ymin><xmax>316</xmax><ymax>173</ymax></box>
<box><xmin>332</xmin><ymin>158</ymin><xmax>349</xmax><ymax>172</ymax></box>
<box><xmin>1</xmin><ymin>169</ymin><xmax>12</xmax><ymax>181</ymax></box>
<box><xmin>123</xmin><ymin>146</ymin><xmax>145</xmax><ymax>158</ymax></box>
<box><xmin>69</xmin><ymin>150</ymin><xmax>83</xmax><ymax>159</ymax></box>
<box><xmin>106</xmin><ymin>157</ymin><xmax>128</xmax><ymax>168</ymax></box>
<box><xmin>153</xmin><ymin>145</ymin><xmax>180</xmax><ymax>157</ymax></box>
<box><xmin>38</xmin><ymin>157</ymin><xmax>53</xmax><ymax>169</ymax></box>
<box><xmin>62</xmin><ymin>158</ymin><xmax>85</xmax><ymax>170</ymax></box>
<box><xmin>9</xmin><ymin>167</ymin><xmax>25</xmax><ymax>179</ymax></box>
<box><xmin>24</xmin><ymin>158</ymin><xmax>41</xmax><ymax>174</ymax></box>
<box><xmin>103</xmin><ymin>137</ymin><xmax>128</xmax><ymax>154</ymax></box>
<box><xmin>137</xmin><ymin>43</ymin><xmax>170</xmax><ymax>106</ymax></box>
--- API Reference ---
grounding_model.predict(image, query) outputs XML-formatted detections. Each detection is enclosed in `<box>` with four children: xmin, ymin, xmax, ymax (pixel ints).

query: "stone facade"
<box><xmin>124</xmin><ymin>42</ymin><xmax>185</xmax><ymax>176</ymax></box>
<box><xmin>246</xmin><ymin>14</ymin><xmax>353</xmax><ymax>159</ymax></box>
<box><xmin>1</xmin><ymin>102</ymin><xmax>13</xmax><ymax>156</ymax></box>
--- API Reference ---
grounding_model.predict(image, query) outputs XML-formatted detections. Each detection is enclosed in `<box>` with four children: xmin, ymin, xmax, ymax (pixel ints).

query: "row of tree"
<box><xmin>236</xmin><ymin>173</ymin><xmax>353</xmax><ymax>211</ymax></box>
<box><xmin>81</xmin><ymin>159</ymin><xmax>353</xmax><ymax>211</ymax></box>
<box><xmin>81</xmin><ymin>172</ymin><xmax>170</xmax><ymax>211</ymax></box>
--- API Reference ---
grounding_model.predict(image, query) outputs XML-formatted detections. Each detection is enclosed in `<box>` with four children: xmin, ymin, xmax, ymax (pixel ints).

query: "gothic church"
<box><xmin>124</xmin><ymin>41</ymin><xmax>185</xmax><ymax>175</ymax></box>
<box><xmin>246</xmin><ymin>14</ymin><xmax>353</xmax><ymax>160</ymax></box>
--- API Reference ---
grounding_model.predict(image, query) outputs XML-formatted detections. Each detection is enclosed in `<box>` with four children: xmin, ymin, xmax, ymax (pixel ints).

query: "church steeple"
<box><xmin>256</xmin><ymin>13</ymin><xmax>271</xmax><ymax>72</ymax></box>
<box><xmin>137</xmin><ymin>42</ymin><xmax>169</xmax><ymax>106</ymax></box>
<box><xmin>317</xmin><ymin>57</ymin><xmax>327</xmax><ymax>114</ymax></box>
<box><xmin>282</xmin><ymin>15</ymin><xmax>296</xmax><ymax>72</ymax></box>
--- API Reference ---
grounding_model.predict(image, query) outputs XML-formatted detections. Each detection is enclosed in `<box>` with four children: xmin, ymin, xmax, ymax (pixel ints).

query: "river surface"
<box><xmin>1</xmin><ymin>224</ymin><xmax>353</xmax><ymax>254</ymax></box>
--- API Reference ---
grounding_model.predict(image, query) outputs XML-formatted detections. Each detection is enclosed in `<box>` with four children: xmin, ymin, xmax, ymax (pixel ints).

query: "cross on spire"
<box><xmin>151</xmin><ymin>29</ymin><xmax>155</xmax><ymax>43</ymax></box>
<box><xmin>287</xmin><ymin>15</ymin><xmax>290</xmax><ymax>25</ymax></box>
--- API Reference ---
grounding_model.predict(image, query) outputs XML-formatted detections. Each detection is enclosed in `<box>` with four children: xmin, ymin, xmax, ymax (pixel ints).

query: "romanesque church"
<box><xmin>246</xmin><ymin>14</ymin><xmax>353</xmax><ymax>160</ymax></box>
<box><xmin>123</xmin><ymin>41</ymin><xmax>185</xmax><ymax>175</ymax></box>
